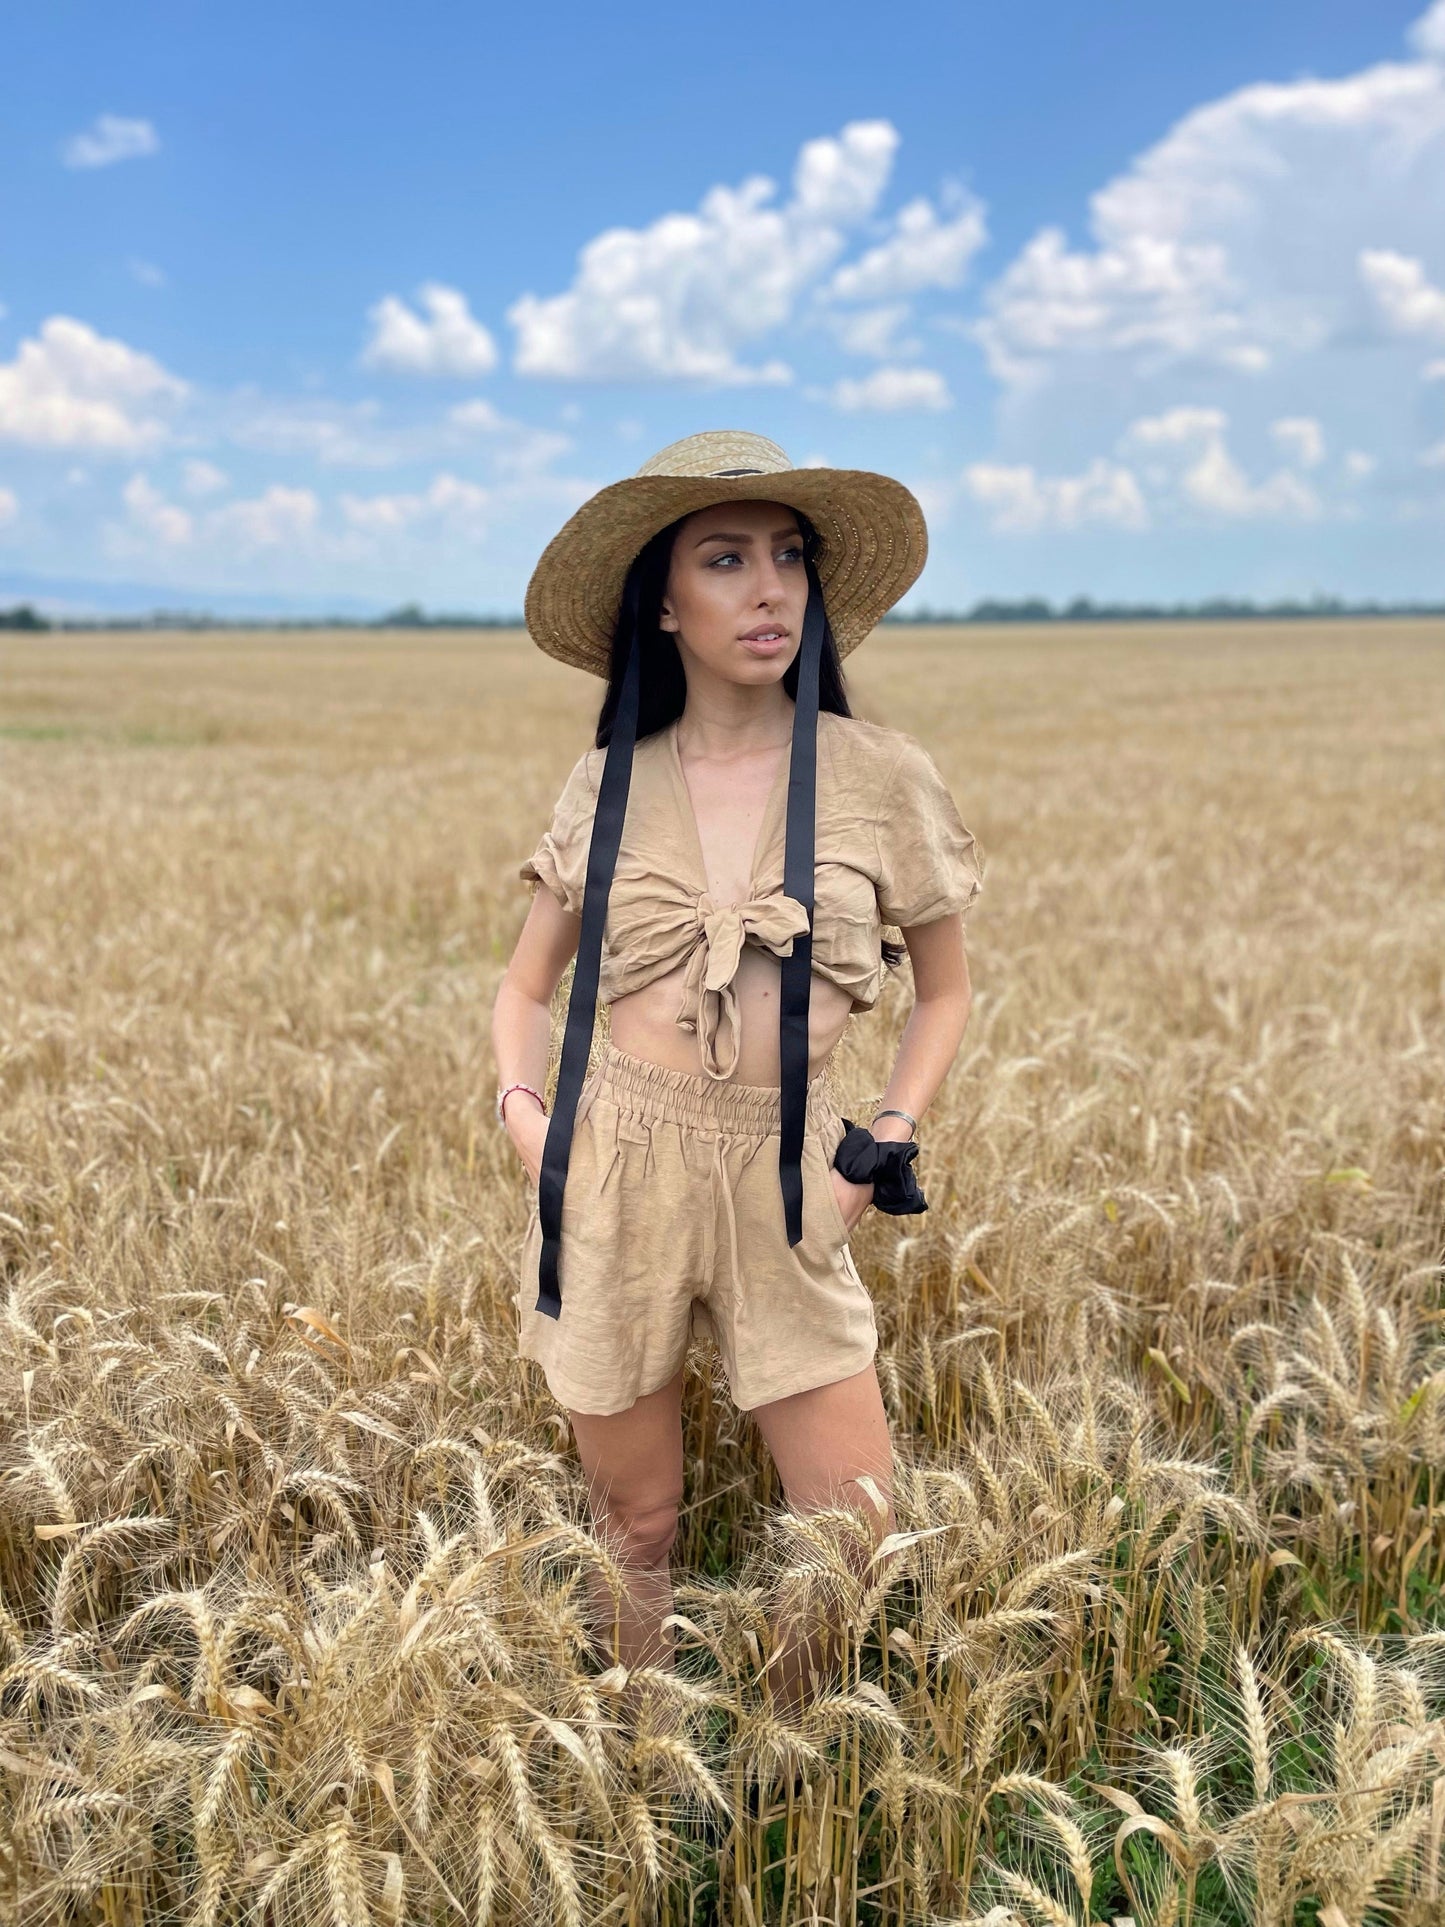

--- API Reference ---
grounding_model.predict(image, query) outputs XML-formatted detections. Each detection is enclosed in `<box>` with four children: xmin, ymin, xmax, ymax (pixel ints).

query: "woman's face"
<box><xmin>659</xmin><ymin>497</ymin><xmax>808</xmax><ymax>686</ymax></box>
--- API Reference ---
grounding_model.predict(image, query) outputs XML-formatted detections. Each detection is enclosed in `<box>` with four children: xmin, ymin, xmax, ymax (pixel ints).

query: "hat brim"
<box><xmin>524</xmin><ymin>468</ymin><xmax>927</xmax><ymax>676</ymax></box>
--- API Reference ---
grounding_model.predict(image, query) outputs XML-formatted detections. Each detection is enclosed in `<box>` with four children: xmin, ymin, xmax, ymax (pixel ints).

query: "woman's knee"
<box><xmin>568</xmin><ymin>1366</ymin><xmax>687</xmax><ymax>1571</ymax></box>
<box><xmin>592</xmin><ymin>1491</ymin><xmax>682</xmax><ymax>1568</ymax></box>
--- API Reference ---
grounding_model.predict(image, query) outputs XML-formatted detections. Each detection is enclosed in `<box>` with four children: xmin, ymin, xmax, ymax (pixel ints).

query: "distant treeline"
<box><xmin>912</xmin><ymin>593</ymin><xmax>1445</xmax><ymax>623</ymax></box>
<box><xmin>5</xmin><ymin>592</ymin><xmax>1445</xmax><ymax>633</ymax></box>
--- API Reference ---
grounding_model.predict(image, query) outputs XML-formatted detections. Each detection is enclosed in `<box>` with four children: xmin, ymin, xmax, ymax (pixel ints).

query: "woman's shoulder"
<box><xmin>557</xmin><ymin>737</ymin><xmax>608</xmax><ymax>799</ymax></box>
<box><xmin>819</xmin><ymin>709</ymin><xmax>927</xmax><ymax>751</ymax></box>
<box><xmin>819</xmin><ymin>709</ymin><xmax>894</xmax><ymax>749</ymax></box>
<box><xmin>818</xmin><ymin>710</ymin><xmax>932</xmax><ymax>790</ymax></box>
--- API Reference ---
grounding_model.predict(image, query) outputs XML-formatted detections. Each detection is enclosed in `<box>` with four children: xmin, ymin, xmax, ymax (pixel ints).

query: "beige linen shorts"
<box><xmin>512</xmin><ymin>1044</ymin><xmax>879</xmax><ymax>1417</ymax></box>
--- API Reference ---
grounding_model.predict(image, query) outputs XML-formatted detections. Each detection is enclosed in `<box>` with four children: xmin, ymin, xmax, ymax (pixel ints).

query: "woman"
<box><xmin>490</xmin><ymin>430</ymin><xmax>983</xmax><ymax>1719</ymax></box>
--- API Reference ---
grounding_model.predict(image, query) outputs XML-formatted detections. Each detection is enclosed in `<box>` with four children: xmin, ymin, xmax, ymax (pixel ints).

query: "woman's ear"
<box><xmin>659</xmin><ymin>600</ymin><xmax>678</xmax><ymax>633</ymax></box>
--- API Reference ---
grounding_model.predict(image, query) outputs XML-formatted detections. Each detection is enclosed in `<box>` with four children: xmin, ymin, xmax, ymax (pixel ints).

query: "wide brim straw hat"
<box><xmin>524</xmin><ymin>428</ymin><xmax>928</xmax><ymax>675</ymax></box>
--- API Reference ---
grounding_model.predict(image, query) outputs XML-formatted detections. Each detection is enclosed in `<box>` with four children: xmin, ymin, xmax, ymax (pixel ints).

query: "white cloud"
<box><xmin>181</xmin><ymin>459</ymin><xmax>229</xmax><ymax>497</ymax></box>
<box><xmin>822</xmin><ymin>303</ymin><xmax>921</xmax><ymax>360</ymax></box>
<box><xmin>1358</xmin><ymin>248</ymin><xmax>1445</xmax><ymax>339</ymax></box>
<box><xmin>107</xmin><ymin>476</ymin><xmax>318</xmax><ymax>561</ymax></box>
<box><xmin>506</xmin><ymin>120</ymin><xmax>900</xmax><ymax>384</ymax></box>
<box><xmin>1270</xmin><ymin>415</ymin><xmax>1326</xmax><ymax>466</ymax></box>
<box><xmin>92</xmin><ymin>460</ymin><xmax>600</xmax><ymax>592</ymax></box>
<box><xmin>209</xmin><ymin>485</ymin><xmax>319</xmax><ymax>548</ymax></box>
<box><xmin>221</xmin><ymin>390</ymin><xmax>577</xmax><ymax>475</ymax></box>
<box><xmin>1180</xmin><ymin>442</ymin><xmax>1320</xmax><ymax>519</ymax></box>
<box><xmin>226</xmin><ymin>397</ymin><xmax>401</xmax><ymax>468</ymax></box>
<box><xmin>821</xmin><ymin>189</ymin><xmax>988</xmax><ymax>303</ymax></box>
<box><xmin>0</xmin><ymin>487</ymin><xmax>17</xmax><ymax>527</ymax></box>
<box><xmin>0</xmin><ymin>317</ymin><xmax>186</xmax><ymax>452</ymax></box>
<box><xmin>1343</xmin><ymin>449</ymin><xmax>1377</xmax><ymax>478</ymax></box>
<box><xmin>447</xmin><ymin>398</ymin><xmax>507</xmax><ymax>434</ymax></box>
<box><xmin>962</xmin><ymin>457</ymin><xmax>1149</xmax><ymax>532</ymax></box>
<box><xmin>973</xmin><ymin>228</ymin><xmax>1266</xmax><ymax>389</ymax></box>
<box><xmin>816</xmin><ymin>366</ymin><xmax>953</xmax><ymax>412</ymax></box>
<box><xmin>61</xmin><ymin>114</ymin><xmax>160</xmax><ymax>169</ymax></box>
<box><xmin>972</xmin><ymin>27</ymin><xmax>1445</xmax><ymax>388</ymax></box>
<box><xmin>446</xmin><ymin>400</ymin><xmax>572</xmax><ymax>473</ymax></box>
<box><xmin>340</xmin><ymin>472</ymin><xmax>490</xmax><ymax>537</ymax></box>
<box><xmin>122</xmin><ymin>473</ymin><xmax>192</xmax><ymax>545</ymax></box>
<box><xmin>1425</xmin><ymin>358</ymin><xmax>1445</xmax><ymax>380</ymax></box>
<box><xmin>128</xmin><ymin>258</ymin><xmax>167</xmax><ymax>289</ymax></box>
<box><xmin>1124</xmin><ymin>403</ymin><xmax>1229</xmax><ymax>448</ymax></box>
<box><xmin>1122</xmin><ymin>406</ymin><xmax>1322</xmax><ymax>519</ymax></box>
<box><xmin>1409</xmin><ymin>1</ymin><xmax>1445</xmax><ymax>60</ymax></box>
<box><xmin>360</xmin><ymin>283</ymin><xmax>498</xmax><ymax>378</ymax></box>
<box><xmin>790</xmin><ymin>121</ymin><xmax>902</xmax><ymax>224</ymax></box>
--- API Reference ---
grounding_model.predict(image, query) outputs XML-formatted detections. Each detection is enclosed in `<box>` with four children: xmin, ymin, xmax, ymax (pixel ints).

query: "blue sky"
<box><xmin>2</xmin><ymin>0</ymin><xmax>1443</xmax><ymax>615</ymax></box>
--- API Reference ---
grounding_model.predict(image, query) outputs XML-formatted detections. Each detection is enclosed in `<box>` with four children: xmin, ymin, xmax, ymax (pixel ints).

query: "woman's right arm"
<box><xmin>490</xmin><ymin>887</ymin><xmax>582</xmax><ymax>1187</ymax></box>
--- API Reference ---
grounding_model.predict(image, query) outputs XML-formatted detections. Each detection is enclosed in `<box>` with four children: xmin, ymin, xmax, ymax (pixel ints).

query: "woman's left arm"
<box><xmin>831</xmin><ymin>913</ymin><xmax>973</xmax><ymax>1228</ymax></box>
<box><xmin>874</xmin><ymin>912</ymin><xmax>973</xmax><ymax>1139</ymax></box>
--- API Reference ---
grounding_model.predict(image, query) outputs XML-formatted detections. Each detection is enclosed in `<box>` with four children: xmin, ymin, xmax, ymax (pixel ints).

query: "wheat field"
<box><xmin>1</xmin><ymin>618</ymin><xmax>1442</xmax><ymax>1927</ymax></box>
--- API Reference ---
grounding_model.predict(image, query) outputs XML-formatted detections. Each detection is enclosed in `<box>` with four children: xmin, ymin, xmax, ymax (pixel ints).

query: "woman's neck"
<box><xmin>674</xmin><ymin>695</ymin><xmax>796</xmax><ymax>763</ymax></box>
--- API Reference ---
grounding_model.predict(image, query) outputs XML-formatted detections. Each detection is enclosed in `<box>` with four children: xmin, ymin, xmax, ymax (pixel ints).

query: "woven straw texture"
<box><xmin>523</xmin><ymin>429</ymin><xmax>928</xmax><ymax>677</ymax></box>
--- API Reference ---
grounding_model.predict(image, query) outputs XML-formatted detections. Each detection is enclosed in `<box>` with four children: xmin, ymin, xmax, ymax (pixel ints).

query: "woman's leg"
<box><xmin>568</xmin><ymin>1360</ymin><xmax>688</xmax><ymax>1673</ymax></box>
<box><xmin>748</xmin><ymin>1362</ymin><xmax>898</xmax><ymax>1722</ymax></box>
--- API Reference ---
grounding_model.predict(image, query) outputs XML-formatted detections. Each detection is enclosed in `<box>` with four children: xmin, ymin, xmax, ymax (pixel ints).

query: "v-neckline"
<box><xmin>666</xmin><ymin>716</ymin><xmax>794</xmax><ymax>907</ymax></box>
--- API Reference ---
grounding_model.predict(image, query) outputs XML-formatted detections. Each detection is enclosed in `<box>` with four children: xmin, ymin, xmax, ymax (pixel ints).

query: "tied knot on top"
<box><xmin>676</xmin><ymin>890</ymin><xmax>811</xmax><ymax>1080</ymax></box>
<box><xmin>833</xmin><ymin>1118</ymin><xmax>928</xmax><ymax>1215</ymax></box>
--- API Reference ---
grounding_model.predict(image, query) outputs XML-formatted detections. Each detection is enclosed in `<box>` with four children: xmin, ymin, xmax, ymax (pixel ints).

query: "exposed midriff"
<box><xmin>608</xmin><ymin>947</ymin><xmax>857</xmax><ymax>1086</ymax></box>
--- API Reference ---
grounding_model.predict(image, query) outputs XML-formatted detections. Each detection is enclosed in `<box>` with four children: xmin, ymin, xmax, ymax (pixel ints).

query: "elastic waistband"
<box><xmin>588</xmin><ymin>1043</ymin><xmax>837</xmax><ymax>1135</ymax></box>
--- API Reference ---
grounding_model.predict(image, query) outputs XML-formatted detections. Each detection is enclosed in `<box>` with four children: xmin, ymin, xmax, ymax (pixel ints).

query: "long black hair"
<box><xmin>590</xmin><ymin>505</ymin><xmax>904</xmax><ymax>972</ymax></box>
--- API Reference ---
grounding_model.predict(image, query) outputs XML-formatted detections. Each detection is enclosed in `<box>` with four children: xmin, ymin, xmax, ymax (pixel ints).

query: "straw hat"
<box><xmin>524</xmin><ymin>428</ymin><xmax>928</xmax><ymax>676</ymax></box>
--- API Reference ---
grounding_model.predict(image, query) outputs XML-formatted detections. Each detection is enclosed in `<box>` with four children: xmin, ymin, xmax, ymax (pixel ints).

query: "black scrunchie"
<box><xmin>831</xmin><ymin>1119</ymin><xmax>928</xmax><ymax>1216</ymax></box>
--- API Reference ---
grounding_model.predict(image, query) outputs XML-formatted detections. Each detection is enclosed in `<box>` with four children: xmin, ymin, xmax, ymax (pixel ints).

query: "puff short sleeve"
<box><xmin>518</xmin><ymin>748</ymin><xmax>598</xmax><ymax>918</ymax></box>
<box><xmin>873</xmin><ymin>735</ymin><xmax>984</xmax><ymax>930</ymax></box>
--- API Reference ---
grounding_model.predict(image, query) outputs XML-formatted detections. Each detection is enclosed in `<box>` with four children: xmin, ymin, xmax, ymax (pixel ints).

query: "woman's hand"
<box><xmin>830</xmin><ymin>1168</ymin><xmax>875</xmax><ymax>1236</ymax></box>
<box><xmin>503</xmin><ymin>1096</ymin><xmax>550</xmax><ymax>1189</ymax></box>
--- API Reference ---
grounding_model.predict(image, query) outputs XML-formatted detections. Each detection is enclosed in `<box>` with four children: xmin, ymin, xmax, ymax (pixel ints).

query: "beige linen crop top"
<box><xmin>518</xmin><ymin>710</ymin><xmax>983</xmax><ymax>1079</ymax></box>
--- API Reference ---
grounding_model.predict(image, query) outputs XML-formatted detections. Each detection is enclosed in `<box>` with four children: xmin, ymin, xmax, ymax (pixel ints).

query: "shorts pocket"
<box><xmin>816</xmin><ymin>1132</ymin><xmax>852</xmax><ymax>1247</ymax></box>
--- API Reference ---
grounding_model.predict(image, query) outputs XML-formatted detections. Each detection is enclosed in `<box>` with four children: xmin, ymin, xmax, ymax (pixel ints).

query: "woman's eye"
<box><xmin>709</xmin><ymin>546</ymin><xmax>805</xmax><ymax>569</ymax></box>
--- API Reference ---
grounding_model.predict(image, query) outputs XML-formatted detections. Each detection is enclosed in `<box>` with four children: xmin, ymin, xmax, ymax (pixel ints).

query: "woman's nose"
<box><xmin>754</xmin><ymin>558</ymin><xmax>788</xmax><ymax>603</ymax></box>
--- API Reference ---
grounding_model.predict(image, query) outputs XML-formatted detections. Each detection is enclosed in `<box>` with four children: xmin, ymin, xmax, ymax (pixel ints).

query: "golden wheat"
<box><xmin>1</xmin><ymin>620</ymin><xmax>1442</xmax><ymax>1924</ymax></box>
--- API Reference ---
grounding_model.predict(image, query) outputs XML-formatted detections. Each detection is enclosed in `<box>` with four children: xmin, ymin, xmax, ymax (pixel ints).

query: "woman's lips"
<box><xmin>740</xmin><ymin>633</ymin><xmax>787</xmax><ymax>656</ymax></box>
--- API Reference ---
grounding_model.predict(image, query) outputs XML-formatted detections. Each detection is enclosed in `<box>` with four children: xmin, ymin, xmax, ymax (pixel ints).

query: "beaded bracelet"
<box><xmin>496</xmin><ymin>1082</ymin><xmax>547</xmax><ymax>1128</ymax></box>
